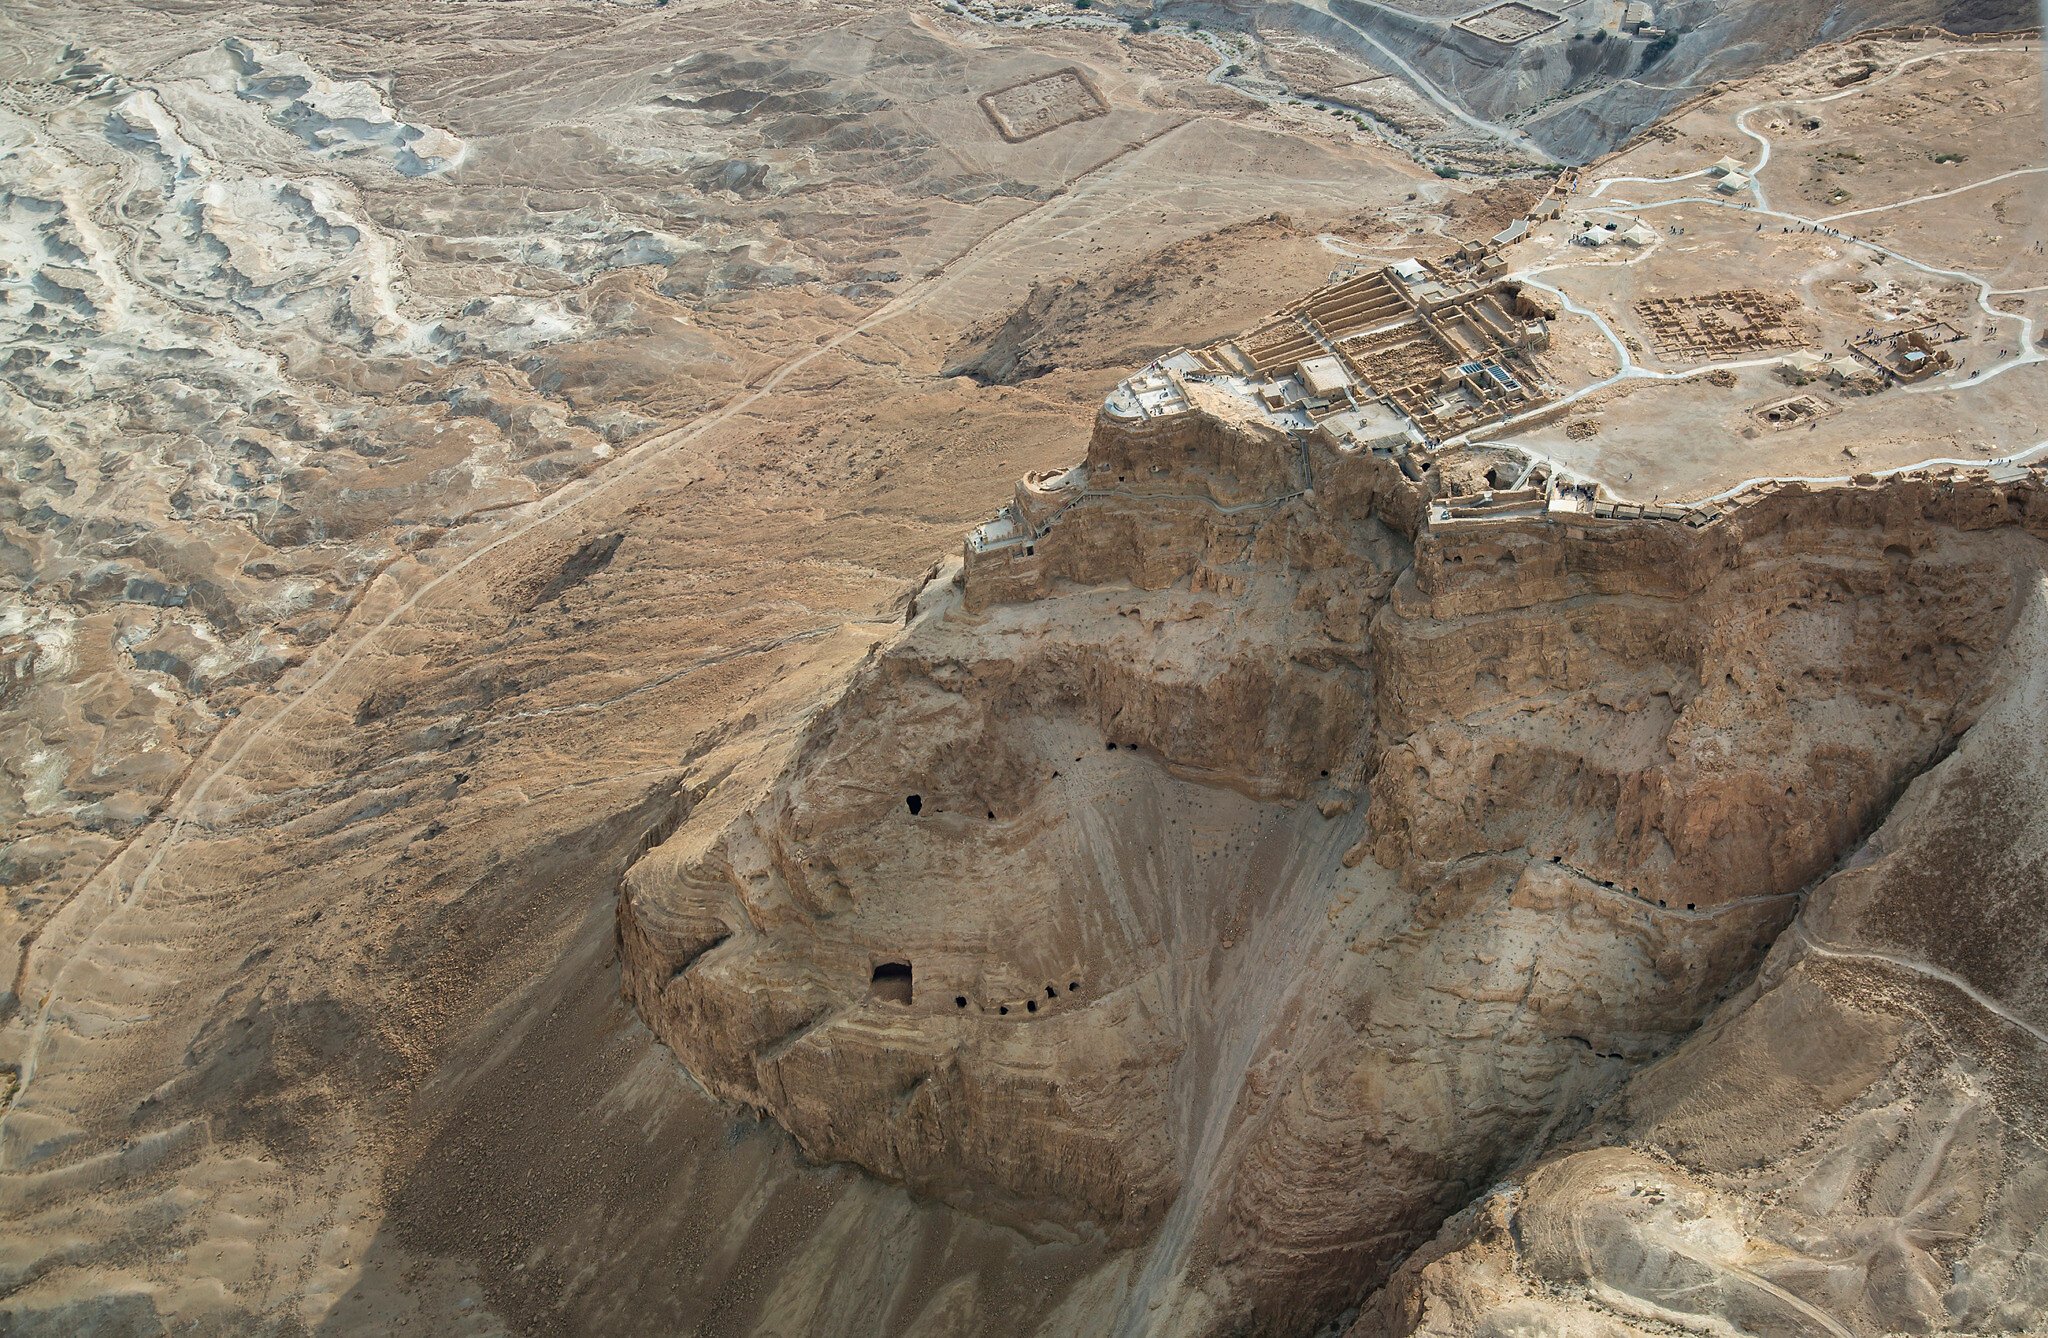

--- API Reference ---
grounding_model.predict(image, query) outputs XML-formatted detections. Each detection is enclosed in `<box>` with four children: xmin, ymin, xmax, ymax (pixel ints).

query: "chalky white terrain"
<box><xmin>1</xmin><ymin>2</ymin><xmax>2042</xmax><ymax>1335</ymax></box>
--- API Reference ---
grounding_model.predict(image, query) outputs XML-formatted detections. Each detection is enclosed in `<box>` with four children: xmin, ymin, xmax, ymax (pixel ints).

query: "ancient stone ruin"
<box><xmin>619</xmin><ymin>353</ymin><xmax>2048</xmax><ymax>1332</ymax></box>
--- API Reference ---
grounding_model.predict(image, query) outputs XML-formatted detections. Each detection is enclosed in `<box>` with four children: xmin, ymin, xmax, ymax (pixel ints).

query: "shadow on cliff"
<box><xmin>318</xmin><ymin>787</ymin><xmax>1109</xmax><ymax>1338</ymax></box>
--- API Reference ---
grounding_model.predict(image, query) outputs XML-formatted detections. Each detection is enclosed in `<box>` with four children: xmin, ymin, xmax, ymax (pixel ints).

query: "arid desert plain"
<box><xmin>4</xmin><ymin>1</ymin><xmax>2048</xmax><ymax>1334</ymax></box>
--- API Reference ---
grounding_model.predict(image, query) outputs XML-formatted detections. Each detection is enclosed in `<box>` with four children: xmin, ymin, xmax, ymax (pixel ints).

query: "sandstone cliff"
<box><xmin>1358</xmin><ymin>575</ymin><xmax>2048</xmax><ymax>1335</ymax></box>
<box><xmin>618</xmin><ymin>396</ymin><xmax>2048</xmax><ymax>1333</ymax></box>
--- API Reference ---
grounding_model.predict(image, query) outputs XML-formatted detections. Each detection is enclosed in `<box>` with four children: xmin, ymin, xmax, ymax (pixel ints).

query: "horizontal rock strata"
<box><xmin>619</xmin><ymin>395</ymin><xmax>2048</xmax><ymax>1332</ymax></box>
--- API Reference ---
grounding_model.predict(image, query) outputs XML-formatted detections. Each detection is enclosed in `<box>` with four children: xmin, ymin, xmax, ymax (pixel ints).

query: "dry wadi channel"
<box><xmin>2</xmin><ymin>1</ymin><xmax>2046</xmax><ymax>1335</ymax></box>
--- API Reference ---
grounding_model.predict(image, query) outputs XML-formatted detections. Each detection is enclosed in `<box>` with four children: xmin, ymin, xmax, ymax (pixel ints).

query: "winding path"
<box><xmin>1797</xmin><ymin>928</ymin><xmax>2048</xmax><ymax>1049</ymax></box>
<box><xmin>1296</xmin><ymin>0</ymin><xmax>1558</xmax><ymax>163</ymax></box>
<box><xmin>949</xmin><ymin>0</ymin><xmax>1554</xmax><ymax>166</ymax></box>
<box><xmin>1472</xmin><ymin>38</ymin><xmax>2046</xmax><ymax>493</ymax></box>
<box><xmin>1818</xmin><ymin>166</ymin><xmax>2048</xmax><ymax>224</ymax></box>
<box><xmin>0</xmin><ymin>115</ymin><xmax>1215</xmax><ymax>1144</ymax></box>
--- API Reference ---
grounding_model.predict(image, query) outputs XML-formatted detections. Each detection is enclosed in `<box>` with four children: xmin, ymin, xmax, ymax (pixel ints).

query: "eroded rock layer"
<box><xmin>1358</xmin><ymin>576</ymin><xmax>2048</xmax><ymax>1335</ymax></box>
<box><xmin>619</xmin><ymin>398</ymin><xmax>2047</xmax><ymax>1333</ymax></box>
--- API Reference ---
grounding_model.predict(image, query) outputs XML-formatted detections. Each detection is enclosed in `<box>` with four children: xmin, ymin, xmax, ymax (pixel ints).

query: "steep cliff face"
<box><xmin>1358</xmin><ymin>577</ymin><xmax>2048</xmax><ymax>1337</ymax></box>
<box><xmin>617</xmin><ymin>400</ymin><xmax>2047</xmax><ymax>1332</ymax></box>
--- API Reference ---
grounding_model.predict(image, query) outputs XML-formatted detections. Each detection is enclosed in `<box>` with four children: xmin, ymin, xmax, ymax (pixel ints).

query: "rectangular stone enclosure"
<box><xmin>1455</xmin><ymin>3</ymin><xmax>1566</xmax><ymax>44</ymax></box>
<box><xmin>1634</xmin><ymin>290</ymin><xmax>1804</xmax><ymax>359</ymax></box>
<box><xmin>979</xmin><ymin>69</ymin><xmax>1109</xmax><ymax>142</ymax></box>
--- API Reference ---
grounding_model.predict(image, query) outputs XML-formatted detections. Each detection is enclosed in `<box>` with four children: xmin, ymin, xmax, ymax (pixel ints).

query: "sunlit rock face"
<box><xmin>6</xmin><ymin>4</ymin><xmax>2041</xmax><ymax>1332</ymax></box>
<box><xmin>1359</xmin><ymin>573</ymin><xmax>2048</xmax><ymax>1338</ymax></box>
<box><xmin>621</xmin><ymin>400</ymin><xmax>2048</xmax><ymax>1332</ymax></box>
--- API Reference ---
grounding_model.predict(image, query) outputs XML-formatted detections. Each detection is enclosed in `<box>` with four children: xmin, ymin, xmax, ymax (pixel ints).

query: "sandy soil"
<box><xmin>1488</xmin><ymin>34</ymin><xmax>2048</xmax><ymax>498</ymax></box>
<box><xmin>0</xmin><ymin>3</ymin><xmax>1457</xmax><ymax>1332</ymax></box>
<box><xmin>3</xmin><ymin>5</ymin><xmax>2042</xmax><ymax>1336</ymax></box>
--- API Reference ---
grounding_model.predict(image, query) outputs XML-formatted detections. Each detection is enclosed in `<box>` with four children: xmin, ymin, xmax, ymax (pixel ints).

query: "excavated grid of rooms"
<box><xmin>1217</xmin><ymin>261</ymin><xmax>1556</xmax><ymax>444</ymax></box>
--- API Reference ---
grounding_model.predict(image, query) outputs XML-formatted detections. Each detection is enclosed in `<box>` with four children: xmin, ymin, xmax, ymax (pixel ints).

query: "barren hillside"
<box><xmin>2</xmin><ymin>3</ymin><xmax>2045</xmax><ymax>1336</ymax></box>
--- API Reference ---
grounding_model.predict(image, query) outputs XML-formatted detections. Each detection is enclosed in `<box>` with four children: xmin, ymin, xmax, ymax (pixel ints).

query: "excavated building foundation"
<box><xmin>618</xmin><ymin>398</ymin><xmax>2047</xmax><ymax>1334</ymax></box>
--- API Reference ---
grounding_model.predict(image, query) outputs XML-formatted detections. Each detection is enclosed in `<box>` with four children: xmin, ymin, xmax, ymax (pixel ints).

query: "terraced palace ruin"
<box><xmin>624</xmin><ymin>361</ymin><xmax>2048</xmax><ymax>1332</ymax></box>
<box><xmin>619</xmin><ymin>28</ymin><xmax>2048</xmax><ymax>1329</ymax></box>
<box><xmin>6</xmin><ymin>5</ymin><xmax>2047</xmax><ymax>1335</ymax></box>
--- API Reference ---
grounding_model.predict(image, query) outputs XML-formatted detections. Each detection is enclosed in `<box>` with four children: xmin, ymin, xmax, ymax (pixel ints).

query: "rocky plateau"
<box><xmin>622</xmin><ymin>388</ymin><xmax>2048</xmax><ymax>1334</ymax></box>
<box><xmin>3</xmin><ymin>1</ymin><xmax>2046</xmax><ymax>1335</ymax></box>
